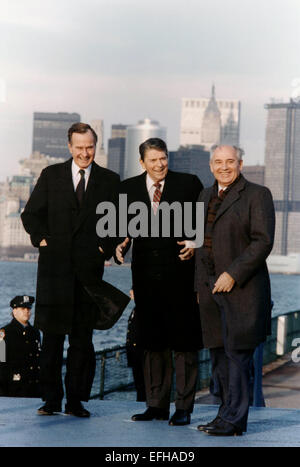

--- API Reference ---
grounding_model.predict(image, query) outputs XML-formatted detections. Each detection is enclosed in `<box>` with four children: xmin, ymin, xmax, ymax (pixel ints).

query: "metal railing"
<box><xmin>62</xmin><ymin>310</ymin><xmax>300</xmax><ymax>402</ymax></box>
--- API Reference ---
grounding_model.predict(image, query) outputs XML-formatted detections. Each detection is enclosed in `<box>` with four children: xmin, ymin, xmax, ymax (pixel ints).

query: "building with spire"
<box><xmin>180</xmin><ymin>85</ymin><xmax>240</xmax><ymax>150</ymax></box>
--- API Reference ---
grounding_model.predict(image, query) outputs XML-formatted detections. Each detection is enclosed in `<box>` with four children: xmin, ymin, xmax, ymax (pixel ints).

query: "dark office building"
<box><xmin>107</xmin><ymin>124</ymin><xmax>128</xmax><ymax>180</ymax></box>
<box><xmin>242</xmin><ymin>165</ymin><xmax>265</xmax><ymax>186</ymax></box>
<box><xmin>32</xmin><ymin>112</ymin><xmax>80</xmax><ymax>159</ymax></box>
<box><xmin>169</xmin><ymin>145</ymin><xmax>214</xmax><ymax>188</ymax></box>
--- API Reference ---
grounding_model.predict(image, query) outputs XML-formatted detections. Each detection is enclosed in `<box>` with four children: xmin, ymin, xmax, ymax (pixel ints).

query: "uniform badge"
<box><xmin>13</xmin><ymin>374</ymin><xmax>21</xmax><ymax>381</ymax></box>
<box><xmin>23</xmin><ymin>296</ymin><xmax>29</xmax><ymax>303</ymax></box>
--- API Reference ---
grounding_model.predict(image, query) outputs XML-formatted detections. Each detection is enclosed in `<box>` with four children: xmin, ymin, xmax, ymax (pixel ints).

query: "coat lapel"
<box><xmin>213</xmin><ymin>176</ymin><xmax>246</xmax><ymax>224</ymax></box>
<box><xmin>58</xmin><ymin>159</ymin><xmax>78</xmax><ymax>209</ymax></box>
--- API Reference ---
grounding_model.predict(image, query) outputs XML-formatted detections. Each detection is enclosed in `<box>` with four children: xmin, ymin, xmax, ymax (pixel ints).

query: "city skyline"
<box><xmin>1</xmin><ymin>0</ymin><xmax>299</xmax><ymax>181</ymax></box>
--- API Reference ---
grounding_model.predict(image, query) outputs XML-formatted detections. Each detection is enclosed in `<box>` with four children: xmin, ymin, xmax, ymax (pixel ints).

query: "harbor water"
<box><xmin>0</xmin><ymin>260</ymin><xmax>300</xmax><ymax>352</ymax></box>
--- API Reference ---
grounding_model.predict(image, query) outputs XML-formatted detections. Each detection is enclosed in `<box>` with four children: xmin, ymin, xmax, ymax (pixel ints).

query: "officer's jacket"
<box><xmin>0</xmin><ymin>318</ymin><xmax>41</xmax><ymax>397</ymax></box>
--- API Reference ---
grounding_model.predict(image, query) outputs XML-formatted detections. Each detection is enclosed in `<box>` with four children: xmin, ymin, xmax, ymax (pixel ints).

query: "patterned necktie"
<box><xmin>153</xmin><ymin>182</ymin><xmax>162</xmax><ymax>215</ymax></box>
<box><xmin>76</xmin><ymin>169</ymin><xmax>85</xmax><ymax>207</ymax></box>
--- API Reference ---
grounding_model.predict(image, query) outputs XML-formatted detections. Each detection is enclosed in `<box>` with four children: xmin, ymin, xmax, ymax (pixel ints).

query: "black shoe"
<box><xmin>197</xmin><ymin>416</ymin><xmax>222</xmax><ymax>431</ymax></box>
<box><xmin>37</xmin><ymin>404</ymin><xmax>61</xmax><ymax>416</ymax></box>
<box><xmin>169</xmin><ymin>409</ymin><xmax>191</xmax><ymax>426</ymax></box>
<box><xmin>131</xmin><ymin>407</ymin><xmax>169</xmax><ymax>421</ymax></box>
<box><xmin>65</xmin><ymin>402</ymin><xmax>90</xmax><ymax>418</ymax></box>
<box><xmin>204</xmin><ymin>420</ymin><xmax>243</xmax><ymax>436</ymax></box>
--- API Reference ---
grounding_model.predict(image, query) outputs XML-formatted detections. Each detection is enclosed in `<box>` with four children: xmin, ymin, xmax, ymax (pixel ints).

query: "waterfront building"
<box><xmin>107</xmin><ymin>125</ymin><xmax>128</xmax><ymax>180</ymax></box>
<box><xmin>242</xmin><ymin>165</ymin><xmax>265</xmax><ymax>186</ymax></box>
<box><xmin>264</xmin><ymin>99</ymin><xmax>300</xmax><ymax>255</ymax></box>
<box><xmin>32</xmin><ymin>112</ymin><xmax>80</xmax><ymax>160</ymax></box>
<box><xmin>180</xmin><ymin>85</ymin><xmax>240</xmax><ymax>150</ymax></box>
<box><xmin>124</xmin><ymin>118</ymin><xmax>167</xmax><ymax>179</ymax></box>
<box><xmin>90</xmin><ymin>119</ymin><xmax>107</xmax><ymax>168</ymax></box>
<box><xmin>169</xmin><ymin>145</ymin><xmax>214</xmax><ymax>188</ymax></box>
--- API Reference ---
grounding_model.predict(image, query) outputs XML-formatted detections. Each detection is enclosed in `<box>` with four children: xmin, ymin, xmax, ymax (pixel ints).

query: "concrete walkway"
<box><xmin>0</xmin><ymin>355</ymin><xmax>300</xmax><ymax>448</ymax></box>
<box><xmin>0</xmin><ymin>397</ymin><xmax>300</xmax><ymax>447</ymax></box>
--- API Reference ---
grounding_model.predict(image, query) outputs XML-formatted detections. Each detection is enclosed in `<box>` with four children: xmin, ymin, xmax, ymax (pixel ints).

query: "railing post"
<box><xmin>99</xmin><ymin>353</ymin><xmax>106</xmax><ymax>400</ymax></box>
<box><xmin>253</xmin><ymin>343</ymin><xmax>265</xmax><ymax>407</ymax></box>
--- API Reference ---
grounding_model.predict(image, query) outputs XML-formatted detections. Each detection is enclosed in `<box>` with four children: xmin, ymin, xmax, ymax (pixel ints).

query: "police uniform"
<box><xmin>0</xmin><ymin>296</ymin><xmax>41</xmax><ymax>398</ymax></box>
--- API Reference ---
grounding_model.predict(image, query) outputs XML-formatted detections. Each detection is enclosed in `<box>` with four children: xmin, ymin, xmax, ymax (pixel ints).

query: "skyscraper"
<box><xmin>32</xmin><ymin>112</ymin><xmax>80</xmax><ymax>159</ymax></box>
<box><xmin>180</xmin><ymin>85</ymin><xmax>240</xmax><ymax>149</ymax></box>
<box><xmin>264</xmin><ymin>100</ymin><xmax>300</xmax><ymax>255</ymax></box>
<box><xmin>169</xmin><ymin>146</ymin><xmax>214</xmax><ymax>188</ymax></box>
<box><xmin>124</xmin><ymin>119</ymin><xmax>167</xmax><ymax>179</ymax></box>
<box><xmin>107</xmin><ymin>124</ymin><xmax>128</xmax><ymax>180</ymax></box>
<box><xmin>90</xmin><ymin>119</ymin><xmax>107</xmax><ymax>167</ymax></box>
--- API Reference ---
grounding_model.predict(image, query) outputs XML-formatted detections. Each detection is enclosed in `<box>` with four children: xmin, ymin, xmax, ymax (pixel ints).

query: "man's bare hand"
<box><xmin>212</xmin><ymin>272</ymin><xmax>235</xmax><ymax>294</ymax></box>
<box><xmin>116</xmin><ymin>237</ymin><xmax>130</xmax><ymax>264</ymax></box>
<box><xmin>177</xmin><ymin>241</ymin><xmax>195</xmax><ymax>261</ymax></box>
<box><xmin>39</xmin><ymin>239</ymin><xmax>47</xmax><ymax>247</ymax></box>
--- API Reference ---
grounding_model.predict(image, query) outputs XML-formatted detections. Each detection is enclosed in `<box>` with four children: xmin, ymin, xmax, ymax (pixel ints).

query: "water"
<box><xmin>0</xmin><ymin>260</ymin><xmax>300</xmax><ymax>351</ymax></box>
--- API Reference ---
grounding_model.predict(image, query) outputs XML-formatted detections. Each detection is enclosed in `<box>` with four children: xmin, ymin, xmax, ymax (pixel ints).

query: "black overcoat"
<box><xmin>0</xmin><ymin>319</ymin><xmax>41</xmax><ymax>397</ymax></box>
<box><xmin>21</xmin><ymin>159</ymin><xmax>120</xmax><ymax>334</ymax></box>
<box><xmin>194</xmin><ymin>175</ymin><xmax>275</xmax><ymax>350</ymax></box>
<box><xmin>120</xmin><ymin>170</ymin><xmax>203</xmax><ymax>351</ymax></box>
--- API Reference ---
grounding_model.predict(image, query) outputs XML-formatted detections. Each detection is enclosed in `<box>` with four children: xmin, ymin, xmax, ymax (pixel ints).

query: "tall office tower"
<box><xmin>32</xmin><ymin>112</ymin><xmax>80</xmax><ymax>159</ymax></box>
<box><xmin>264</xmin><ymin>100</ymin><xmax>300</xmax><ymax>255</ymax></box>
<box><xmin>107</xmin><ymin>125</ymin><xmax>128</xmax><ymax>180</ymax></box>
<box><xmin>125</xmin><ymin>118</ymin><xmax>167</xmax><ymax>179</ymax></box>
<box><xmin>169</xmin><ymin>146</ymin><xmax>214</xmax><ymax>188</ymax></box>
<box><xmin>90</xmin><ymin>119</ymin><xmax>107</xmax><ymax>167</ymax></box>
<box><xmin>180</xmin><ymin>85</ymin><xmax>240</xmax><ymax>150</ymax></box>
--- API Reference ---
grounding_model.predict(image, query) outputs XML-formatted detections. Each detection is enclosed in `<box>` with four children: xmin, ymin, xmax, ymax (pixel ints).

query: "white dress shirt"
<box><xmin>71</xmin><ymin>160</ymin><xmax>92</xmax><ymax>191</ymax></box>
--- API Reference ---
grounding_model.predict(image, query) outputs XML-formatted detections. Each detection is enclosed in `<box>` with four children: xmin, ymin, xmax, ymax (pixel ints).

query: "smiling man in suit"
<box><xmin>21</xmin><ymin>123</ymin><xmax>120</xmax><ymax>417</ymax></box>
<box><xmin>195</xmin><ymin>144</ymin><xmax>275</xmax><ymax>436</ymax></box>
<box><xmin>116</xmin><ymin>138</ymin><xmax>203</xmax><ymax>426</ymax></box>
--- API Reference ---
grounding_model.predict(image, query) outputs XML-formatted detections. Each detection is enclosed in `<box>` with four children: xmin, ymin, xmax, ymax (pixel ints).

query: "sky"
<box><xmin>0</xmin><ymin>0</ymin><xmax>299</xmax><ymax>180</ymax></box>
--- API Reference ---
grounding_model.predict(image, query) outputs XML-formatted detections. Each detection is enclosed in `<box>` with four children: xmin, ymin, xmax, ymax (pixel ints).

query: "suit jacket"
<box><xmin>21</xmin><ymin>158</ymin><xmax>120</xmax><ymax>334</ymax></box>
<box><xmin>120</xmin><ymin>170</ymin><xmax>203</xmax><ymax>351</ymax></box>
<box><xmin>194</xmin><ymin>175</ymin><xmax>275</xmax><ymax>350</ymax></box>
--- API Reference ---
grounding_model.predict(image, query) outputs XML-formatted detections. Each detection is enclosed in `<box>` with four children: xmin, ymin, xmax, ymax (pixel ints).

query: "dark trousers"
<box><xmin>40</xmin><ymin>283</ymin><xmax>96</xmax><ymax>408</ymax></box>
<box><xmin>208</xmin><ymin>276</ymin><xmax>254</xmax><ymax>431</ymax></box>
<box><xmin>143</xmin><ymin>349</ymin><xmax>198</xmax><ymax>412</ymax></box>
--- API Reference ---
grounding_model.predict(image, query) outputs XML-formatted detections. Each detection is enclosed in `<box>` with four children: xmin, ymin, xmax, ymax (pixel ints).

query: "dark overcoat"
<box><xmin>0</xmin><ymin>319</ymin><xmax>41</xmax><ymax>397</ymax></box>
<box><xmin>194</xmin><ymin>175</ymin><xmax>275</xmax><ymax>350</ymax></box>
<box><xmin>120</xmin><ymin>170</ymin><xmax>203</xmax><ymax>351</ymax></box>
<box><xmin>21</xmin><ymin>159</ymin><xmax>120</xmax><ymax>334</ymax></box>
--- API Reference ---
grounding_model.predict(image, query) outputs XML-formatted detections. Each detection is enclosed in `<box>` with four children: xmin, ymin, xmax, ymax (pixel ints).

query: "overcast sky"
<box><xmin>0</xmin><ymin>0</ymin><xmax>299</xmax><ymax>180</ymax></box>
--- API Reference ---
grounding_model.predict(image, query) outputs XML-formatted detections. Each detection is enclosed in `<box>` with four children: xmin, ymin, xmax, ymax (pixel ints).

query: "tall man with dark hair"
<box><xmin>21</xmin><ymin>123</ymin><xmax>120</xmax><ymax>417</ymax></box>
<box><xmin>195</xmin><ymin>144</ymin><xmax>275</xmax><ymax>436</ymax></box>
<box><xmin>116</xmin><ymin>138</ymin><xmax>203</xmax><ymax>426</ymax></box>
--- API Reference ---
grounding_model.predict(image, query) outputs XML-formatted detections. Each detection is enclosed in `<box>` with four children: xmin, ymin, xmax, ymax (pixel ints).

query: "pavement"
<box><xmin>0</xmin><ymin>354</ymin><xmax>300</xmax><ymax>448</ymax></box>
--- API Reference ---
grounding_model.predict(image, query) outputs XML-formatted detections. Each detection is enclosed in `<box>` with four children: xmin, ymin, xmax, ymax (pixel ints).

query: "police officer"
<box><xmin>0</xmin><ymin>295</ymin><xmax>41</xmax><ymax>397</ymax></box>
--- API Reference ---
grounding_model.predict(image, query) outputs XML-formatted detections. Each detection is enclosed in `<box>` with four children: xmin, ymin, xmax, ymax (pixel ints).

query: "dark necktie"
<box><xmin>76</xmin><ymin>169</ymin><xmax>85</xmax><ymax>207</ymax></box>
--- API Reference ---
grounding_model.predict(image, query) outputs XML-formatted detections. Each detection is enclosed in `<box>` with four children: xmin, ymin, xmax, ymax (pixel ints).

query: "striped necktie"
<box><xmin>152</xmin><ymin>182</ymin><xmax>162</xmax><ymax>215</ymax></box>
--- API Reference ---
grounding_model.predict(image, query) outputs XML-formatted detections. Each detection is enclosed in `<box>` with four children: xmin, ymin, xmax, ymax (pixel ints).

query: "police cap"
<box><xmin>10</xmin><ymin>295</ymin><xmax>35</xmax><ymax>309</ymax></box>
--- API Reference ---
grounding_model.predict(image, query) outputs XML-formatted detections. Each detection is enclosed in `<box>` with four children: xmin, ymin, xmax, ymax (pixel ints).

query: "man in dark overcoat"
<box><xmin>0</xmin><ymin>295</ymin><xmax>41</xmax><ymax>397</ymax></box>
<box><xmin>195</xmin><ymin>144</ymin><xmax>275</xmax><ymax>436</ymax></box>
<box><xmin>21</xmin><ymin>123</ymin><xmax>120</xmax><ymax>417</ymax></box>
<box><xmin>116</xmin><ymin>138</ymin><xmax>203</xmax><ymax>426</ymax></box>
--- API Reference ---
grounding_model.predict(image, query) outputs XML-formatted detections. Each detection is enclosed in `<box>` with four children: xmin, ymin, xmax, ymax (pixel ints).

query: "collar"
<box><xmin>71</xmin><ymin>160</ymin><xmax>92</xmax><ymax>178</ymax></box>
<box><xmin>146</xmin><ymin>174</ymin><xmax>165</xmax><ymax>192</ymax></box>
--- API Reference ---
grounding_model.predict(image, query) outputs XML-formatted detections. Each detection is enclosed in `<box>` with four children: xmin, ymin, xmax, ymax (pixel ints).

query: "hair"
<box><xmin>139</xmin><ymin>138</ymin><xmax>168</xmax><ymax>161</ymax></box>
<box><xmin>210</xmin><ymin>144</ymin><xmax>244</xmax><ymax>161</ymax></box>
<box><xmin>68</xmin><ymin>122</ymin><xmax>98</xmax><ymax>145</ymax></box>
